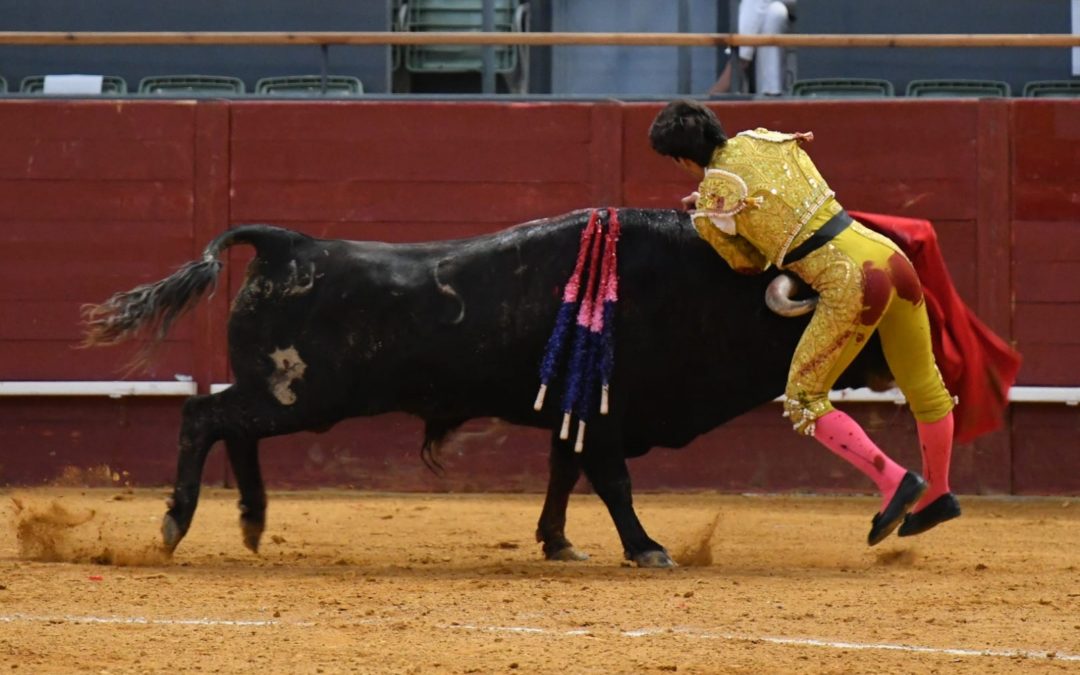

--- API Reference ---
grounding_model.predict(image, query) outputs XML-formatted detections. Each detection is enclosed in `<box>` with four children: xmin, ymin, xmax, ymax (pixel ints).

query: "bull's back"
<box><xmin>219</xmin><ymin>211</ymin><xmax>886</xmax><ymax>450</ymax></box>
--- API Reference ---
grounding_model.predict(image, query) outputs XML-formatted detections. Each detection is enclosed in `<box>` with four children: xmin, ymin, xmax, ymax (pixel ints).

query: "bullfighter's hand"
<box><xmin>680</xmin><ymin>191</ymin><xmax>700</xmax><ymax>211</ymax></box>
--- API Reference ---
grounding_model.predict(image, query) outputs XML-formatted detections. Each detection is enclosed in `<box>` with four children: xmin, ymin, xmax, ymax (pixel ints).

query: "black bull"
<box><xmin>84</xmin><ymin>208</ymin><xmax>890</xmax><ymax>567</ymax></box>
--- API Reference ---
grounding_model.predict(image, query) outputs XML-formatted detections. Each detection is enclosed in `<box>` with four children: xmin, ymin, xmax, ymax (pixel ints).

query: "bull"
<box><xmin>83</xmin><ymin>208</ymin><xmax>889</xmax><ymax>567</ymax></box>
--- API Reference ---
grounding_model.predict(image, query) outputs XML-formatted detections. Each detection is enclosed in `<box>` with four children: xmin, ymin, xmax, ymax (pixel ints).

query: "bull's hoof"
<box><xmin>161</xmin><ymin>514</ymin><xmax>183</xmax><ymax>554</ymax></box>
<box><xmin>545</xmin><ymin>546</ymin><xmax>589</xmax><ymax>562</ymax></box>
<box><xmin>240</xmin><ymin>518</ymin><xmax>264</xmax><ymax>554</ymax></box>
<box><xmin>634</xmin><ymin>550</ymin><xmax>677</xmax><ymax>568</ymax></box>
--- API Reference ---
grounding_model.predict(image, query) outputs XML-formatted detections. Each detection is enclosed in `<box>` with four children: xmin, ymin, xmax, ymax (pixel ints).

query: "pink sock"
<box><xmin>915</xmin><ymin>412</ymin><xmax>954</xmax><ymax>510</ymax></box>
<box><xmin>813</xmin><ymin>410</ymin><xmax>908</xmax><ymax>511</ymax></box>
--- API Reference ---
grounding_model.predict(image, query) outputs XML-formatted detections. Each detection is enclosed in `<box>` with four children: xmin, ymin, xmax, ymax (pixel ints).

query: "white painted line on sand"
<box><xmin>442</xmin><ymin>623</ymin><xmax>1080</xmax><ymax>662</ymax></box>
<box><xmin>6</xmin><ymin>612</ymin><xmax>1076</xmax><ymax>663</ymax></box>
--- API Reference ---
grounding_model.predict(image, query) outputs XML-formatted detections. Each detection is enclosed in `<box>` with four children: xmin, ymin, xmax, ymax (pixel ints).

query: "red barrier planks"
<box><xmin>230</xmin><ymin>180</ymin><xmax>592</xmax><ymax>224</ymax></box>
<box><xmin>230</xmin><ymin>101</ymin><xmax>593</xmax><ymax>143</ymax></box>
<box><xmin>0</xmin><ymin>397</ymin><xmax>218</xmax><ymax>487</ymax></box>
<box><xmin>622</xmin><ymin>100</ymin><xmax>980</xmax><ymax>221</ymax></box>
<box><xmin>0</xmin><ymin>101</ymin><xmax>200</xmax><ymax>384</ymax></box>
<box><xmin>0</xmin><ymin>100</ymin><xmax>195</xmax><ymax>140</ymax></box>
<box><xmin>1</xmin><ymin>97</ymin><xmax>1078</xmax><ymax>494</ymax></box>
<box><xmin>1011</xmin><ymin>101</ymin><xmax>1080</xmax><ymax>386</ymax></box>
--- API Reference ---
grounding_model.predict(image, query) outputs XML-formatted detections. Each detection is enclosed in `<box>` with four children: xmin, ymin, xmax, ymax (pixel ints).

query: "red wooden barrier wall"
<box><xmin>0</xmin><ymin>99</ymin><xmax>1076</xmax><ymax>494</ymax></box>
<box><xmin>1008</xmin><ymin>101</ymin><xmax>1080</xmax><ymax>494</ymax></box>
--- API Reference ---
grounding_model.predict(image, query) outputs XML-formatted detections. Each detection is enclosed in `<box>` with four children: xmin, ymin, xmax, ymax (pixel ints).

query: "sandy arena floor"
<box><xmin>1</xmin><ymin>488</ymin><xmax>1078</xmax><ymax>674</ymax></box>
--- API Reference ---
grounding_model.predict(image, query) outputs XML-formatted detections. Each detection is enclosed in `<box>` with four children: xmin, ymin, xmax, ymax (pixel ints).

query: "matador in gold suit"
<box><xmin>648</xmin><ymin>99</ymin><xmax>961</xmax><ymax>545</ymax></box>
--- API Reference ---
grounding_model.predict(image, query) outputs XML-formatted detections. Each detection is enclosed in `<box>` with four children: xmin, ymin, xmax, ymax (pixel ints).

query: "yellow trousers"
<box><xmin>782</xmin><ymin>216</ymin><xmax>955</xmax><ymax>435</ymax></box>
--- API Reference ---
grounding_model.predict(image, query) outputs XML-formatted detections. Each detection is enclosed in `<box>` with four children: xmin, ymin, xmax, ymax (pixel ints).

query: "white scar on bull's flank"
<box><xmin>283</xmin><ymin>260</ymin><xmax>317</xmax><ymax>296</ymax></box>
<box><xmin>434</xmin><ymin>259</ymin><xmax>465</xmax><ymax>324</ymax></box>
<box><xmin>268</xmin><ymin>347</ymin><xmax>306</xmax><ymax>405</ymax></box>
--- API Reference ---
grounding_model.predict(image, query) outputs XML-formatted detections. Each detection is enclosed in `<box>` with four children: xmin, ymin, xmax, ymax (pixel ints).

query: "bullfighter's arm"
<box><xmin>692</xmin><ymin>219</ymin><xmax>771</xmax><ymax>275</ymax></box>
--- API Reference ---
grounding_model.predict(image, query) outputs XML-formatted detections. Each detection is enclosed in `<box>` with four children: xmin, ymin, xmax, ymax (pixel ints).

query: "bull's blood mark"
<box><xmin>828</xmin><ymin>439</ymin><xmax>880</xmax><ymax>475</ymax></box>
<box><xmin>860</xmin><ymin>262</ymin><xmax>892</xmax><ymax>325</ymax></box>
<box><xmin>268</xmin><ymin>346</ymin><xmax>306</xmax><ymax>405</ymax></box>
<box><xmin>795</xmin><ymin>330</ymin><xmax>853</xmax><ymax>380</ymax></box>
<box><xmin>887</xmin><ymin>253</ymin><xmax>923</xmax><ymax>305</ymax></box>
<box><xmin>873</xmin><ymin>454</ymin><xmax>886</xmax><ymax>472</ymax></box>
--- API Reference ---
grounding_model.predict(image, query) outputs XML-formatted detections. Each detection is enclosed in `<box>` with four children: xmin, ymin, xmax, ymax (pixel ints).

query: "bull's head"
<box><xmin>765</xmin><ymin>273</ymin><xmax>818</xmax><ymax>317</ymax></box>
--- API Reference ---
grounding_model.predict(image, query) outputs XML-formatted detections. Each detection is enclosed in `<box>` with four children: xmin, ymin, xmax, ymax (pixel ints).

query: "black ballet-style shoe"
<box><xmin>867</xmin><ymin>471</ymin><xmax>927</xmax><ymax>546</ymax></box>
<box><xmin>897</xmin><ymin>492</ymin><xmax>962</xmax><ymax>537</ymax></box>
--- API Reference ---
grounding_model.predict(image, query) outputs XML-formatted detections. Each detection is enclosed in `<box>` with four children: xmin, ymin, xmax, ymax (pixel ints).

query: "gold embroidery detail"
<box><xmin>692</xmin><ymin>168</ymin><xmax>749</xmax><ymax>217</ymax></box>
<box><xmin>702</xmin><ymin>131</ymin><xmax>837</xmax><ymax>268</ymax></box>
<box><xmin>782</xmin><ymin>395</ymin><xmax>833</xmax><ymax>435</ymax></box>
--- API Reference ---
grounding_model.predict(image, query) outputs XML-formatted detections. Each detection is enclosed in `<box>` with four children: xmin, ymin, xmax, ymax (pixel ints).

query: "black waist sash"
<box><xmin>781</xmin><ymin>209</ymin><xmax>853</xmax><ymax>267</ymax></box>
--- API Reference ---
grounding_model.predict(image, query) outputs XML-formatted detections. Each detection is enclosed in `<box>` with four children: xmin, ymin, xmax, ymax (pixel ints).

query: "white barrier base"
<box><xmin>0</xmin><ymin>383</ymin><xmax>1077</xmax><ymax>405</ymax></box>
<box><xmin>0</xmin><ymin>381</ymin><xmax>196</xmax><ymax>398</ymax></box>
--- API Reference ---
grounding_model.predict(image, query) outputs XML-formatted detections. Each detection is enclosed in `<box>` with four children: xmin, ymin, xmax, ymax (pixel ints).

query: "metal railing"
<box><xmin>0</xmin><ymin>31</ymin><xmax>1078</xmax><ymax>47</ymax></box>
<box><xmin>3</xmin><ymin>31</ymin><xmax>1076</xmax><ymax>96</ymax></box>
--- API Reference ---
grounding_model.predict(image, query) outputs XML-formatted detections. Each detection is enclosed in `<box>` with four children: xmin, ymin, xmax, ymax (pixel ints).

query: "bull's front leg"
<box><xmin>536</xmin><ymin>440</ymin><xmax>588</xmax><ymax>561</ymax></box>
<box><xmin>581</xmin><ymin>449</ymin><xmax>674</xmax><ymax>568</ymax></box>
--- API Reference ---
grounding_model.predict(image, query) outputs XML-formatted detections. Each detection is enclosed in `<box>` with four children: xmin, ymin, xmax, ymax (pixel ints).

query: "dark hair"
<box><xmin>648</xmin><ymin>99</ymin><xmax>728</xmax><ymax>168</ymax></box>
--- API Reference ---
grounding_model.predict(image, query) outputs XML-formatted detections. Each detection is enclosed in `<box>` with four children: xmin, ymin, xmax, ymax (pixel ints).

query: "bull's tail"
<box><xmin>81</xmin><ymin>225</ymin><xmax>304</xmax><ymax>367</ymax></box>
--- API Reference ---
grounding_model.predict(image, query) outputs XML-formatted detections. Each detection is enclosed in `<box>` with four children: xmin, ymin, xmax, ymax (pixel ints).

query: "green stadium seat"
<box><xmin>398</xmin><ymin>0</ymin><xmax>524</xmax><ymax>74</ymax></box>
<box><xmin>904</xmin><ymin>79</ymin><xmax>1011</xmax><ymax>98</ymax></box>
<box><xmin>1022</xmin><ymin>80</ymin><xmax>1080</xmax><ymax>98</ymax></box>
<box><xmin>20</xmin><ymin>74</ymin><xmax>128</xmax><ymax>94</ymax></box>
<box><xmin>255</xmin><ymin>75</ymin><xmax>364</xmax><ymax>96</ymax></box>
<box><xmin>138</xmin><ymin>75</ymin><xmax>245</xmax><ymax>95</ymax></box>
<box><xmin>792</xmin><ymin>78</ymin><xmax>894</xmax><ymax>98</ymax></box>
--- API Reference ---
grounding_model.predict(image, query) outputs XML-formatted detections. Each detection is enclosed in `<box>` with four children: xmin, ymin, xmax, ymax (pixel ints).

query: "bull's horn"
<box><xmin>765</xmin><ymin>274</ymin><xmax>818</xmax><ymax>317</ymax></box>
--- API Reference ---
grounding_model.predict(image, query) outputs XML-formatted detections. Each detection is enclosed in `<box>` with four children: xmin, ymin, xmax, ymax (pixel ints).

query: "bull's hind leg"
<box><xmin>162</xmin><ymin>387</ymin><xmax>285</xmax><ymax>554</ymax></box>
<box><xmin>162</xmin><ymin>393</ymin><xmax>225</xmax><ymax>553</ymax></box>
<box><xmin>581</xmin><ymin>449</ymin><xmax>674</xmax><ymax>568</ymax></box>
<box><xmin>536</xmin><ymin>441</ymin><xmax>588</xmax><ymax>561</ymax></box>
<box><xmin>224</xmin><ymin>435</ymin><xmax>266</xmax><ymax>554</ymax></box>
<box><xmin>163</xmin><ymin>385</ymin><xmax>338</xmax><ymax>554</ymax></box>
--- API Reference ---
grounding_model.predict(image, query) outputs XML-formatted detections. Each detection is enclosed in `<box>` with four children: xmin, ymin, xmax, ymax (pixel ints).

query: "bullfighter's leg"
<box><xmin>162</xmin><ymin>393</ymin><xmax>223</xmax><ymax>553</ymax></box>
<box><xmin>580</xmin><ymin>449</ymin><xmax>672</xmax><ymax>568</ymax></box>
<box><xmin>224</xmin><ymin>435</ymin><xmax>267</xmax><ymax>554</ymax></box>
<box><xmin>873</xmin><ymin>275</ymin><xmax>959</xmax><ymax>535</ymax></box>
<box><xmin>785</xmin><ymin>224</ymin><xmax>933</xmax><ymax>545</ymax></box>
<box><xmin>536</xmin><ymin>440</ymin><xmax>588</xmax><ymax>561</ymax></box>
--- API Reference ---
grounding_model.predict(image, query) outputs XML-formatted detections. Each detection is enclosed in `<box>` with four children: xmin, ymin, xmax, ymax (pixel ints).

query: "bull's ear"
<box><xmin>765</xmin><ymin>274</ymin><xmax>818</xmax><ymax>317</ymax></box>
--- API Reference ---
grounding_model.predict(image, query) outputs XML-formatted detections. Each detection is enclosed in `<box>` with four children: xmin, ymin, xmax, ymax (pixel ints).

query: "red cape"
<box><xmin>849</xmin><ymin>211</ymin><xmax>1021</xmax><ymax>443</ymax></box>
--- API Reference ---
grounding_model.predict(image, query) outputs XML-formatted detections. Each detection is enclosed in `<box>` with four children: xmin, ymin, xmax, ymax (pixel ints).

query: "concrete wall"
<box><xmin>550</xmin><ymin>0</ymin><xmax>722</xmax><ymax>95</ymax></box>
<box><xmin>773</xmin><ymin>0</ymin><xmax>1074</xmax><ymax>94</ymax></box>
<box><xmin>0</xmin><ymin>1</ymin><xmax>1075</xmax><ymax>96</ymax></box>
<box><xmin>0</xmin><ymin>0</ymin><xmax>393</xmax><ymax>93</ymax></box>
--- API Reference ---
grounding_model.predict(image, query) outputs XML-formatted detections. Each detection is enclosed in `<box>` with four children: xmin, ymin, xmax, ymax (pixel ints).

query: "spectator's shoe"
<box><xmin>867</xmin><ymin>472</ymin><xmax>927</xmax><ymax>546</ymax></box>
<box><xmin>897</xmin><ymin>493</ymin><xmax>961</xmax><ymax>537</ymax></box>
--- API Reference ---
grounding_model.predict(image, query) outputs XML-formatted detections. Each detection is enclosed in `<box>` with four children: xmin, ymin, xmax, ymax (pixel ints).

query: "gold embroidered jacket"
<box><xmin>691</xmin><ymin>128</ymin><xmax>839</xmax><ymax>273</ymax></box>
